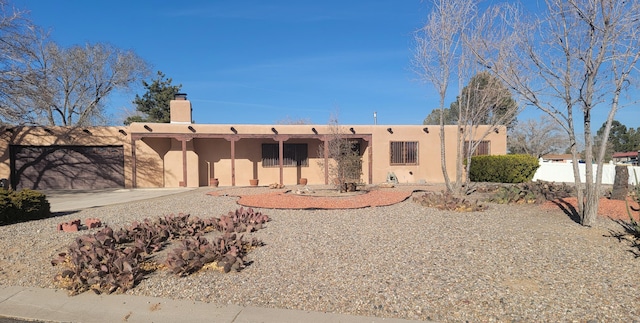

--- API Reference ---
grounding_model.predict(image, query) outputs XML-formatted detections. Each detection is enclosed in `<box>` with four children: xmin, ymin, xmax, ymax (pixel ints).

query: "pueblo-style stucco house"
<box><xmin>0</xmin><ymin>94</ymin><xmax>507</xmax><ymax>190</ymax></box>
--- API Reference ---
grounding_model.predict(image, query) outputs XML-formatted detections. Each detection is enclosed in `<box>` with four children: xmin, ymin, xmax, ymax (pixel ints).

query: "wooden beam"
<box><xmin>181</xmin><ymin>139</ymin><xmax>187</xmax><ymax>187</ymax></box>
<box><xmin>131</xmin><ymin>139</ymin><xmax>137</xmax><ymax>188</ymax></box>
<box><xmin>278</xmin><ymin>139</ymin><xmax>284</xmax><ymax>185</ymax></box>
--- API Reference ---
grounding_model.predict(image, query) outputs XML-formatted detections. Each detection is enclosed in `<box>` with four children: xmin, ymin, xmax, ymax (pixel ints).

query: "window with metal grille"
<box><xmin>262</xmin><ymin>143</ymin><xmax>308</xmax><ymax>167</ymax></box>
<box><xmin>390</xmin><ymin>141</ymin><xmax>418</xmax><ymax>165</ymax></box>
<box><xmin>465</xmin><ymin>140</ymin><xmax>490</xmax><ymax>156</ymax></box>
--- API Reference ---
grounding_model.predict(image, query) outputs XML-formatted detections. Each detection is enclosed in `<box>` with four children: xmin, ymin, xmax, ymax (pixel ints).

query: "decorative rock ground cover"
<box><xmin>0</xmin><ymin>185</ymin><xmax>639</xmax><ymax>322</ymax></box>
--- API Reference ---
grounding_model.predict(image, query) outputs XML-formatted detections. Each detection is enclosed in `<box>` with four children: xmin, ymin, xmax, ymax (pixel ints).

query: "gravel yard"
<box><xmin>1</xmin><ymin>186</ymin><xmax>639</xmax><ymax>322</ymax></box>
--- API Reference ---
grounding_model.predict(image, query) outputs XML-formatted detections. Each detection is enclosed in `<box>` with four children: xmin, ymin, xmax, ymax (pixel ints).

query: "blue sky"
<box><xmin>11</xmin><ymin>0</ymin><xmax>640</xmax><ymax>129</ymax></box>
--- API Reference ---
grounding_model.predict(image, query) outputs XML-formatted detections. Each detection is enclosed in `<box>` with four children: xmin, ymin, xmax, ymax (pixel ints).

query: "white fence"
<box><xmin>533</xmin><ymin>162</ymin><xmax>640</xmax><ymax>185</ymax></box>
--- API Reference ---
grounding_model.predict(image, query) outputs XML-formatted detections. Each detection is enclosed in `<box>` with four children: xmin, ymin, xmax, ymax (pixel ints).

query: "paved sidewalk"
<box><xmin>0</xmin><ymin>286</ymin><xmax>431</xmax><ymax>323</ymax></box>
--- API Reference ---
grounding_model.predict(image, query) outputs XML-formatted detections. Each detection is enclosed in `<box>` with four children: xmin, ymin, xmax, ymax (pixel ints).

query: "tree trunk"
<box><xmin>440</xmin><ymin>100</ymin><xmax>452</xmax><ymax>192</ymax></box>
<box><xmin>581</xmin><ymin>109</ymin><xmax>597</xmax><ymax>226</ymax></box>
<box><xmin>582</xmin><ymin>185</ymin><xmax>598</xmax><ymax>226</ymax></box>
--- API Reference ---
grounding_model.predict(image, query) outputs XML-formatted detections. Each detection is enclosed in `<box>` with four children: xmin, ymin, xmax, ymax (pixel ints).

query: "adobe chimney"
<box><xmin>170</xmin><ymin>93</ymin><xmax>192</xmax><ymax>124</ymax></box>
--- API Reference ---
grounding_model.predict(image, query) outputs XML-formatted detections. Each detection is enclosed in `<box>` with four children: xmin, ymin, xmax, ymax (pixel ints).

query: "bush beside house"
<box><xmin>469</xmin><ymin>154</ymin><xmax>539</xmax><ymax>183</ymax></box>
<box><xmin>0</xmin><ymin>189</ymin><xmax>51</xmax><ymax>225</ymax></box>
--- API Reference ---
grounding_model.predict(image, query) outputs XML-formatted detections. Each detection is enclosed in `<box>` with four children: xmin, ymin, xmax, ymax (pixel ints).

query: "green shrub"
<box><xmin>0</xmin><ymin>189</ymin><xmax>16</xmax><ymax>224</ymax></box>
<box><xmin>1</xmin><ymin>189</ymin><xmax>51</xmax><ymax>224</ymax></box>
<box><xmin>11</xmin><ymin>189</ymin><xmax>51</xmax><ymax>221</ymax></box>
<box><xmin>469</xmin><ymin>154</ymin><xmax>539</xmax><ymax>183</ymax></box>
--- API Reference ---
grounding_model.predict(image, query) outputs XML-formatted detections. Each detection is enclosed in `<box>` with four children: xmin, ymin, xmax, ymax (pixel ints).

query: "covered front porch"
<box><xmin>129</xmin><ymin>129</ymin><xmax>372</xmax><ymax>188</ymax></box>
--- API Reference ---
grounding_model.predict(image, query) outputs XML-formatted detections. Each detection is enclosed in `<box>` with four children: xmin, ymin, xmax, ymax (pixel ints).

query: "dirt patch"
<box><xmin>540</xmin><ymin>196</ymin><xmax>640</xmax><ymax>221</ymax></box>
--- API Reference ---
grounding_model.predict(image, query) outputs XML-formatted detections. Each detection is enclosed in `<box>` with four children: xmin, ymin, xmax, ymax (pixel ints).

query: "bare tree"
<box><xmin>474</xmin><ymin>0</ymin><xmax>640</xmax><ymax>226</ymax></box>
<box><xmin>0</xmin><ymin>0</ymin><xmax>40</xmax><ymax>125</ymax></box>
<box><xmin>0</xmin><ymin>13</ymin><xmax>150</xmax><ymax>126</ymax></box>
<box><xmin>412</xmin><ymin>0</ymin><xmax>476</xmax><ymax>194</ymax></box>
<box><xmin>317</xmin><ymin>114</ymin><xmax>362</xmax><ymax>192</ymax></box>
<box><xmin>508</xmin><ymin>116</ymin><xmax>569</xmax><ymax>158</ymax></box>
<box><xmin>413</xmin><ymin>0</ymin><xmax>520</xmax><ymax>194</ymax></box>
<box><xmin>275</xmin><ymin>116</ymin><xmax>312</xmax><ymax>125</ymax></box>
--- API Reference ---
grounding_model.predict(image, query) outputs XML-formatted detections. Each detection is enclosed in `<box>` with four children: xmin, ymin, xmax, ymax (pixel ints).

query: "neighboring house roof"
<box><xmin>612</xmin><ymin>151</ymin><xmax>639</xmax><ymax>158</ymax></box>
<box><xmin>541</xmin><ymin>154</ymin><xmax>573</xmax><ymax>160</ymax></box>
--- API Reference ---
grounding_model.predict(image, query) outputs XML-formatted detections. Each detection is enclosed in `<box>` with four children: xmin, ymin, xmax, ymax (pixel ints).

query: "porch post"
<box><xmin>131</xmin><ymin>138</ymin><xmax>137</xmax><ymax>188</ymax></box>
<box><xmin>278</xmin><ymin>139</ymin><xmax>284</xmax><ymax>185</ymax></box>
<box><xmin>230</xmin><ymin>138</ymin><xmax>236</xmax><ymax>186</ymax></box>
<box><xmin>368</xmin><ymin>140</ymin><xmax>373</xmax><ymax>184</ymax></box>
<box><xmin>323</xmin><ymin>135</ymin><xmax>329</xmax><ymax>185</ymax></box>
<box><xmin>181</xmin><ymin>139</ymin><xmax>187</xmax><ymax>187</ymax></box>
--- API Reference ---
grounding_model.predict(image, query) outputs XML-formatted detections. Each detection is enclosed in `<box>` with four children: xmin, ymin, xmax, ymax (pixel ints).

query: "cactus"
<box><xmin>53</xmin><ymin>208</ymin><xmax>270</xmax><ymax>295</ymax></box>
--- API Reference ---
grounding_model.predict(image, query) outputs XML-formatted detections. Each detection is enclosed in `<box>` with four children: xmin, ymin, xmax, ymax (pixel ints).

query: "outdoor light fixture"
<box><xmin>144</xmin><ymin>125</ymin><xmax>152</xmax><ymax>132</ymax></box>
<box><xmin>311</xmin><ymin>127</ymin><xmax>318</xmax><ymax>134</ymax></box>
<box><xmin>188</xmin><ymin>125</ymin><xmax>196</xmax><ymax>133</ymax></box>
<box><xmin>387</xmin><ymin>127</ymin><xmax>393</xmax><ymax>134</ymax></box>
<box><xmin>271</xmin><ymin>127</ymin><xmax>278</xmax><ymax>134</ymax></box>
<box><xmin>494</xmin><ymin>128</ymin><xmax>500</xmax><ymax>134</ymax></box>
<box><xmin>350</xmin><ymin>127</ymin><xmax>355</xmax><ymax>134</ymax></box>
<box><xmin>82</xmin><ymin>129</ymin><xmax>92</xmax><ymax>135</ymax></box>
<box><xmin>118</xmin><ymin>129</ymin><xmax>127</xmax><ymax>136</ymax></box>
<box><xmin>423</xmin><ymin>127</ymin><xmax>429</xmax><ymax>133</ymax></box>
<box><xmin>230</xmin><ymin>126</ymin><xmax>237</xmax><ymax>134</ymax></box>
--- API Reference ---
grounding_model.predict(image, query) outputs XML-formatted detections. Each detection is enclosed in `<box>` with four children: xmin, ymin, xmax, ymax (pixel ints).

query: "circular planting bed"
<box><xmin>234</xmin><ymin>188</ymin><xmax>415</xmax><ymax>209</ymax></box>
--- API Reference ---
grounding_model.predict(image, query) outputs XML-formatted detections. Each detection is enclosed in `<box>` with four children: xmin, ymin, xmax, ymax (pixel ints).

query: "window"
<box><xmin>390</xmin><ymin>141</ymin><xmax>418</xmax><ymax>165</ymax></box>
<box><xmin>465</xmin><ymin>140</ymin><xmax>490</xmax><ymax>156</ymax></box>
<box><xmin>262</xmin><ymin>143</ymin><xmax>308</xmax><ymax>167</ymax></box>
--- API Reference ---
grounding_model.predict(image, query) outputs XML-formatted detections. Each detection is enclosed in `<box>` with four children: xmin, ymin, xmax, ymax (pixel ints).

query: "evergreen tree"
<box><xmin>597</xmin><ymin>120</ymin><xmax>640</xmax><ymax>153</ymax></box>
<box><xmin>124</xmin><ymin>71</ymin><xmax>182</xmax><ymax>125</ymax></box>
<box><xmin>422</xmin><ymin>72</ymin><xmax>518</xmax><ymax>129</ymax></box>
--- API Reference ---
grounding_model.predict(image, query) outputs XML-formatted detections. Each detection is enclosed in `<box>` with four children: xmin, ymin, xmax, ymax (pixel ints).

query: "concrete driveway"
<box><xmin>44</xmin><ymin>187</ymin><xmax>198</xmax><ymax>213</ymax></box>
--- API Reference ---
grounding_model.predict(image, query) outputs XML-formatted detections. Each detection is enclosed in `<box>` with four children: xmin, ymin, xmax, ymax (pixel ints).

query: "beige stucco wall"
<box><xmin>0</xmin><ymin>122</ymin><xmax>507</xmax><ymax>189</ymax></box>
<box><xmin>127</xmin><ymin>122</ymin><xmax>507</xmax><ymax>187</ymax></box>
<box><xmin>135</xmin><ymin>137</ymin><xmax>169</xmax><ymax>187</ymax></box>
<box><xmin>163</xmin><ymin>139</ymin><xmax>199</xmax><ymax>187</ymax></box>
